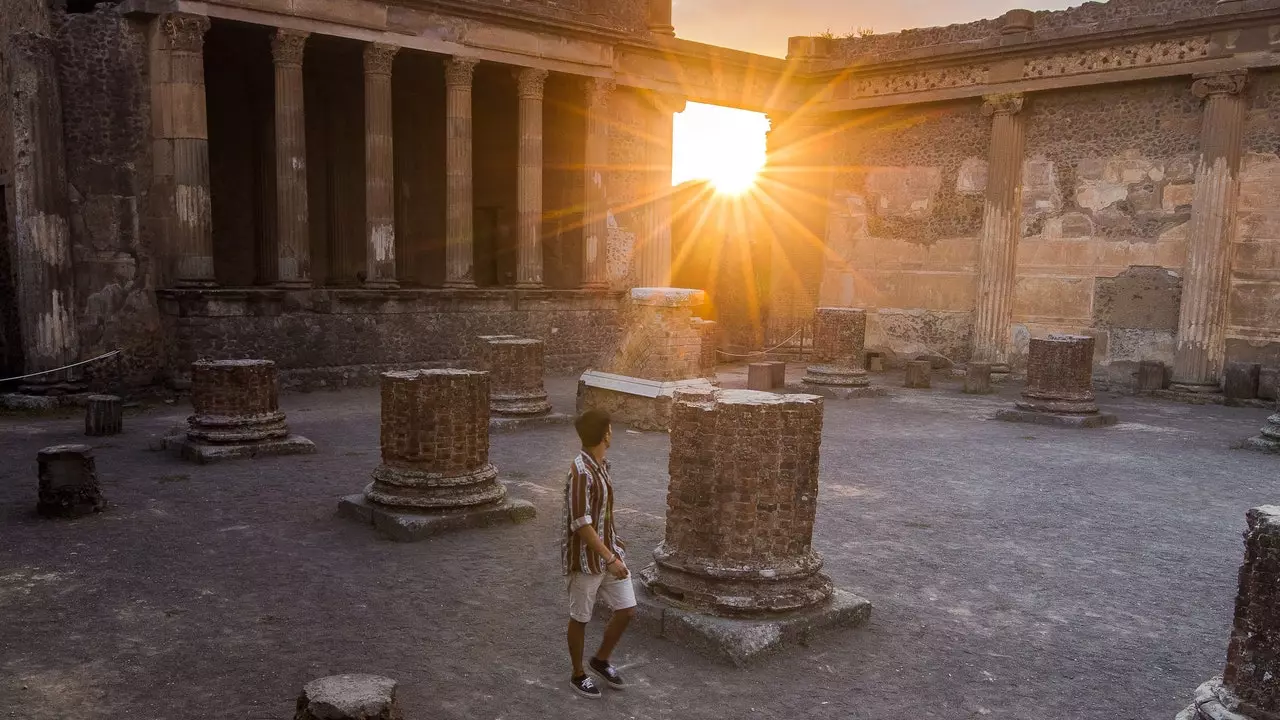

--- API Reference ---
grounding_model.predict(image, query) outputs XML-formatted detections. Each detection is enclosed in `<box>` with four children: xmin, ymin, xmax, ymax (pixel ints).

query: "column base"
<box><xmin>514</xmin><ymin>282</ymin><xmax>544</xmax><ymax>290</ymax></box>
<box><xmin>580</xmin><ymin>281</ymin><xmax>608</xmax><ymax>290</ymax></box>
<box><xmin>1176</xmin><ymin>678</ymin><xmax>1256</xmax><ymax>720</ymax></box>
<box><xmin>443</xmin><ymin>280</ymin><xmax>477</xmax><ymax>289</ymax></box>
<box><xmin>174</xmin><ymin>279</ymin><xmax>219</xmax><ymax>289</ymax></box>
<box><xmin>490</xmin><ymin>411</ymin><xmax>574</xmax><ymax>433</ymax></box>
<box><xmin>160</xmin><ymin>429</ymin><xmax>317</xmax><ymax>464</ymax></box>
<box><xmin>337</xmin><ymin>494</ymin><xmax>536</xmax><ymax>542</ymax></box>
<box><xmin>1169</xmin><ymin>381</ymin><xmax>1221</xmax><ymax>394</ymax></box>
<box><xmin>363</xmin><ymin>280</ymin><xmax>399</xmax><ymax>290</ymax></box>
<box><xmin>996</xmin><ymin>408</ymin><xmax>1118</xmax><ymax>428</ymax></box>
<box><xmin>275</xmin><ymin>279</ymin><xmax>313</xmax><ymax>290</ymax></box>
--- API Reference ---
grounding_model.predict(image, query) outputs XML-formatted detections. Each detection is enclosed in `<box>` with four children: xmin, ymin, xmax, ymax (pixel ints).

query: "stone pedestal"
<box><xmin>636</xmin><ymin>388</ymin><xmax>871</xmax><ymax>665</ymax></box>
<box><xmin>964</xmin><ymin>363</ymin><xmax>994</xmax><ymax>395</ymax></box>
<box><xmin>747</xmin><ymin>363</ymin><xmax>775</xmax><ymax>391</ymax></box>
<box><xmin>904</xmin><ymin>360</ymin><xmax>932</xmax><ymax>389</ymax></box>
<box><xmin>339</xmin><ymin>369</ymin><xmax>534</xmax><ymax>541</ymax></box>
<box><xmin>1224</xmin><ymin>362</ymin><xmax>1261</xmax><ymax>400</ymax></box>
<box><xmin>295</xmin><ymin>675</ymin><xmax>402</xmax><ymax>720</ymax></box>
<box><xmin>1177</xmin><ymin>506</ymin><xmax>1280</xmax><ymax>719</ymax></box>
<box><xmin>1138</xmin><ymin>360</ymin><xmax>1168</xmax><ymax>391</ymax></box>
<box><xmin>578</xmin><ymin>288</ymin><xmax>715</xmax><ymax>430</ymax></box>
<box><xmin>866</xmin><ymin>352</ymin><xmax>886</xmax><ymax>373</ymax></box>
<box><xmin>162</xmin><ymin>359</ymin><xmax>315</xmax><ymax>463</ymax></box>
<box><xmin>997</xmin><ymin>335</ymin><xmax>1117</xmax><ymax>428</ymax></box>
<box><xmin>691</xmin><ymin>318</ymin><xmax>719</xmax><ymax>379</ymax></box>
<box><xmin>1244</xmin><ymin>402</ymin><xmax>1280</xmax><ymax>454</ymax></box>
<box><xmin>84</xmin><ymin>395</ymin><xmax>123</xmax><ymax>436</ymax></box>
<box><xmin>1260</xmin><ymin>367</ymin><xmax>1279</xmax><ymax>401</ymax></box>
<box><xmin>484</xmin><ymin>338</ymin><xmax>569</xmax><ymax>431</ymax></box>
<box><xmin>800</xmin><ymin>308</ymin><xmax>884</xmax><ymax>399</ymax></box>
<box><xmin>37</xmin><ymin>444</ymin><xmax>103</xmax><ymax>518</ymax></box>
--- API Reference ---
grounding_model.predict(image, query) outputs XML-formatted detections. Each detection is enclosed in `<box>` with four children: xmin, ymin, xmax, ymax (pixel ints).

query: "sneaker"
<box><xmin>570</xmin><ymin>674</ymin><xmax>601</xmax><ymax>699</ymax></box>
<box><xmin>589</xmin><ymin>657</ymin><xmax>626</xmax><ymax>690</ymax></box>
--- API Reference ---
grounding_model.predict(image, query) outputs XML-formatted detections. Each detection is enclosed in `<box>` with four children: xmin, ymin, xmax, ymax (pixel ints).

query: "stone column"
<box><xmin>272</xmin><ymin>29</ymin><xmax>311</xmax><ymax>288</ymax></box>
<box><xmin>37</xmin><ymin>444</ymin><xmax>102</xmax><ymax>519</ymax></box>
<box><xmin>1172</xmin><ymin>72</ymin><xmax>1248</xmax><ymax>392</ymax></box>
<box><xmin>485</xmin><ymin>338</ymin><xmax>552</xmax><ymax>416</ymax></box>
<box><xmin>444</xmin><ymin>57</ymin><xmax>478</xmax><ymax>288</ymax></box>
<box><xmin>691</xmin><ymin>317</ymin><xmax>719</xmax><ymax>379</ymax></box>
<box><xmin>635</xmin><ymin>92</ymin><xmax>686</xmax><ymax>288</ymax></box>
<box><xmin>803</xmin><ymin>307</ymin><xmax>873</xmax><ymax>392</ymax></box>
<box><xmin>997</xmin><ymin>334</ymin><xmax>1117</xmax><ymax>427</ymax></box>
<box><xmin>1245</xmin><ymin>400</ymin><xmax>1280</xmax><ymax>454</ymax></box>
<box><xmin>152</xmin><ymin>14</ymin><xmax>215</xmax><ymax>288</ymax></box>
<box><xmin>581</xmin><ymin>78</ymin><xmax>614</xmax><ymax>289</ymax></box>
<box><xmin>972</xmin><ymin>93</ymin><xmax>1027</xmax><ymax>372</ymax></box>
<box><xmin>515</xmin><ymin>68</ymin><xmax>549</xmax><ymax>289</ymax></box>
<box><xmin>363</xmin><ymin>43</ymin><xmax>399</xmax><ymax>289</ymax></box>
<box><xmin>648</xmin><ymin>0</ymin><xmax>675</xmax><ymax>36</ymax></box>
<box><xmin>6</xmin><ymin>32</ymin><xmax>79</xmax><ymax>387</ymax></box>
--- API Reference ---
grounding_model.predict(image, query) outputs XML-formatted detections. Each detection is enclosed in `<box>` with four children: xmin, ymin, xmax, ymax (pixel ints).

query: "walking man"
<box><xmin>564</xmin><ymin>409</ymin><xmax>634</xmax><ymax>698</ymax></box>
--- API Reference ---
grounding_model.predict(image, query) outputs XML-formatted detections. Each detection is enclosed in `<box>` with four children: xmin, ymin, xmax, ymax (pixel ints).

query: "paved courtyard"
<box><xmin>1</xmin><ymin>372</ymin><xmax>1275</xmax><ymax>720</ymax></box>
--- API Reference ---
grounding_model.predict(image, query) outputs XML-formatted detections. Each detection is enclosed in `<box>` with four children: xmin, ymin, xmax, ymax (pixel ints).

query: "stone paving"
<box><xmin>1</xmin><ymin>370</ymin><xmax>1276</xmax><ymax>719</ymax></box>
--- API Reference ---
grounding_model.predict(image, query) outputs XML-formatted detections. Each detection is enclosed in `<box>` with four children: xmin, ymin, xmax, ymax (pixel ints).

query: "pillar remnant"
<box><xmin>485</xmin><ymin>338</ymin><xmax>570</xmax><ymax>430</ymax></box>
<box><xmin>1138</xmin><ymin>360</ymin><xmax>1167</xmax><ymax>392</ymax></box>
<box><xmin>272</xmin><ymin>29</ymin><xmax>311</xmax><ymax>287</ymax></box>
<box><xmin>1172</xmin><ymin>72</ymin><xmax>1247</xmax><ymax>393</ymax></box>
<box><xmin>581</xmin><ymin>78</ymin><xmax>614</xmax><ymax>289</ymax></box>
<box><xmin>904</xmin><ymin>360</ymin><xmax>932</xmax><ymax>389</ymax></box>
<box><xmin>85</xmin><ymin>395</ymin><xmax>123</xmax><ymax>436</ymax></box>
<box><xmin>690</xmin><ymin>318</ymin><xmax>719</xmax><ymax>380</ymax></box>
<box><xmin>801</xmin><ymin>308</ymin><xmax>882</xmax><ymax>398</ymax></box>
<box><xmin>37</xmin><ymin>444</ymin><xmax>103</xmax><ymax>518</ymax></box>
<box><xmin>747</xmin><ymin>363</ymin><xmax>775</xmax><ymax>391</ymax></box>
<box><xmin>635</xmin><ymin>389</ymin><xmax>871</xmax><ymax>665</ymax></box>
<box><xmin>964</xmin><ymin>363</ymin><xmax>994</xmax><ymax>395</ymax></box>
<box><xmin>339</xmin><ymin>370</ymin><xmax>535</xmax><ymax>541</ymax></box>
<box><xmin>515</xmin><ymin>67</ymin><xmax>548</xmax><ymax>289</ymax></box>
<box><xmin>1177</xmin><ymin>506</ymin><xmax>1280</xmax><ymax>720</ymax></box>
<box><xmin>163</xmin><ymin>359</ymin><xmax>315</xmax><ymax>462</ymax></box>
<box><xmin>295</xmin><ymin>675</ymin><xmax>402</xmax><ymax>720</ymax></box>
<box><xmin>363</xmin><ymin>43</ymin><xmax>398</xmax><ymax>288</ymax></box>
<box><xmin>997</xmin><ymin>335</ymin><xmax>1117</xmax><ymax>427</ymax></box>
<box><xmin>1244</xmin><ymin>401</ymin><xmax>1280</xmax><ymax>454</ymax></box>
<box><xmin>444</xmin><ymin>57</ymin><xmax>478</xmax><ymax>288</ymax></box>
<box><xmin>1224</xmin><ymin>362</ymin><xmax>1262</xmax><ymax>400</ymax></box>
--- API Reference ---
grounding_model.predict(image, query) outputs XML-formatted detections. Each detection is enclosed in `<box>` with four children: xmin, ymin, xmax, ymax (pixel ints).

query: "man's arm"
<box><xmin>575</xmin><ymin>524</ymin><xmax>628</xmax><ymax>578</ymax></box>
<box><xmin>568</xmin><ymin>465</ymin><xmax>627</xmax><ymax>578</ymax></box>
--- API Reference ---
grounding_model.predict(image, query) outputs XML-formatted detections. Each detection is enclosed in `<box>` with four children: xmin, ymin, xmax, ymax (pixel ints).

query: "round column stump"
<box><xmin>1245</xmin><ymin>402</ymin><xmax>1280</xmax><ymax>454</ymax></box>
<box><xmin>37</xmin><ymin>444</ymin><xmax>103</xmax><ymax>518</ymax></box>
<box><xmin>998</xmin><ymin>334</ymin><xmax>1117</xmax><ymax>427</ymax></box>
<box><xmin>84</xmin><ymin>394</ymin><xmax>123</xmax><ymax>436</ymax></box>
<box><xmin>187</xmin><ymin>359</ymin><xmax>288</xmax><ymax>444</ymax></box>
<box><xmin>295</xmin><ymin>675</ymin><xmax>402</xmax><ymax>720</ymax></box>
<box><xmin>803</xmin><ymin>308</ymin><xmax>870</xmax><ymax>388</ymax></box>
<box><xmin>485</xmin><ymin>339</ymin><xmax>552</xmax><ymax>416</ymax></box>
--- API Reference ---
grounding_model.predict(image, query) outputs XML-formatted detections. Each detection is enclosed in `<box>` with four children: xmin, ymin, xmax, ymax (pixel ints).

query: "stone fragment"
<box><xmin>37</xmin><ymin>444</ymin><xmax>103</xmax><ymax>518</ymax></box>
<box><xmin>84</xmin><ymin>394</ymin><xmax>123</xmax><ymax>436</ymax></box>
<box><xmin>964</xmin><ymin>363</ymin><xmax>993</xmax><ymax>394</ymax></box>
<box><xmin>1260</xmin><ymin>367</ymin><xmax>1279</xmax><ymax>402</ymax></box>
<box><xmin>691</xmin><ymin>318</ymin><xmax>720</xmax><ymax>379</ymax></box>
<box><xmin>997</xmin><ymin>335</ymin><xmax>1117</xmax><ymax>428</ymax></box>
<box><xmin>295</xmin><ymin>674</ymin><xmax>402</xmax><ymax>720</ymax></box>
<box><xmin>747</xmin><ymin>363</ymin><xmax>775</xmax><ymax>391</ymax></box>
<box><xmin>904</xmin><ymin>360</ymin><xmax>932</xmax><ymax>389</ymax></box>
<box><xmin>866</xmin><ymin>352</ymin><xmax>885</xmax><ymax>373</ymax></box>
<box><xmin>1224</xmin><ymin>362</ymin><xmax>1261</xmax><ymax>400</ymax></box>
<box><xmin>339</xmin><ymin>369</ymin><xmax>535</xmax><ymax>541</ymax></box>
<box><xmin>766</xmin><ymin>361</ymin><xmax>786</xmax><ymax>387</ymax></box>
<box><xmin>1244</xmin><ymin>401</ymin><xmax>1280</xmax><ymax>454</ymax></box>
<box><xmin>1137</xmin><ymin>360</ymin><xmax>1167</xmax><ymax>392</ymax></box>
<box><xmin>636</xmin><ymin>389</ymin><xmax>871</xmax><ymax>664</ymax></box>
<box><xmin>484</xmin><ymin>338</ymin><xmax>552</xmax><ymax>416</ymax></box>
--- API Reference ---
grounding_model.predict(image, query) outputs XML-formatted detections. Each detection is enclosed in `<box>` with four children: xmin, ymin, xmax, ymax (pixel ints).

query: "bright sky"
<box><xmin>670</xmin><ymin>0</ymin><xmax>1076</xmax><ymax>191</ymax></box>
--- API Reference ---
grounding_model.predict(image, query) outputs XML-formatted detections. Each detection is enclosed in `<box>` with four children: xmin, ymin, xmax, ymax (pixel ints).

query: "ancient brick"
<box><xmin>1222</xmin><ymin>507</ymin><xmax>1280</xmax><ymax>716</ymax></box>
<box><xmin>747</xmin><ymin>363</ymin><xmax>774</xmax><ymax>391</ymax></box>
<box><xmin>187</xmin><ymin>359</ymin><xmax>290</xmax><ymax>444</ymax></box>
<box><xmin>483</xmin><ymin>338</ymin><xmax>551</xmax><ymax>416</ymax></box>
<box><xmin>804</xmin><ymin>308</ymin><xmax>870</xmax><ymax>388</ymax></box>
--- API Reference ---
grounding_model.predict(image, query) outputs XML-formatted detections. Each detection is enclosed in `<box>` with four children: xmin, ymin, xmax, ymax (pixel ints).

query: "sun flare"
<box><xmin>672</xmin><ymin>102</ymin><xmax>769</xmax><ymax>195</ymax></box>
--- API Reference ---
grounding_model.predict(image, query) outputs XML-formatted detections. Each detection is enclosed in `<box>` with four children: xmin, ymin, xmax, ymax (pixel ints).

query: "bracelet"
<box><xmin>605</xmin><ymin>555</ymin><xmax>617</xmax><ymax>566</ymax></box>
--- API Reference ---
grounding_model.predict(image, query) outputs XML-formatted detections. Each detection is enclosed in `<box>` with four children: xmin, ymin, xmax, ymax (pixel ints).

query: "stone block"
<box><xmin>766</xmin><ymin>361</ymin><xmax>786</xmax><ymax>387</ymax></box>
<box><xmin>964</xmin><ymin>363</ymin><xmax>993</xmax><ymax>394</ymax></box>
<box><xmin>577</xmin><ymin>371</ymin><xmax>715</xmax><ymax>432</ymax></box>
<box><xmin>37</xmin><ymin>444</ymin><xmax>104</xmax><ymax>518</ymax></box>
<box><xmin>1244</xmin><ymin>406</ymin><xmax>1280</xmax><ymax>454</ymax></box>
<box><xmin>1260</xmin><ymin>368</ymin><xmax>1279</xmax><ymax>401</ymax></box>
<box><xmin>162</xmin><ymin>431</ymin><xmax>316</xmax><ymax>463</ymax></box>
<box><xmin>747</xmin><ymin>363</ymin><xmax>775</xmax><ymax>391</ymax></box>
<box><xmin>338</xmin><ymin>494</ymin><xmax>537</xmax><ymax>542</ymax></box>
<box><xmin>904</xmin><ymin>360</ymin><xmax>932</xmax><ymax>389</ymax></box>
<box><xmin>484</xmin><ymin>338</ymin><xmax>552</xmax><ymax>417</ymax></box>
<box><xmin>866</xmin><ymin>352</ymin><xmax>885</xmax><ymax>372</ymax></box>
<box><xmin>489</xmin><ymin>412</ymin><xmax>574</xmax><ymax>433</ymax></box>
<box><xmin>994</xmin><ymin>408</ymin><xmax>1119</xmax><ymax>428</ymax></box>
<box><xmin>1224</xmin><ymin>362</ymin><xmax>1262</xmax><ymax>400</ymax></box>
<box><xmin>172</xmin><ymin>360</ymin><xmax>316</xmax><ymax>462</ymax></box>
<box><xmin>1137</xmin><ymin>360</ymin><xmax>1167</xmax><ymax>391</ymax></box>
<box><xmin>295</xmin><ymin>674</ymin><xmax>402</xmax><ymax>720</ymax></box>
<box><xmin>84</xmin><ymin>395</ymin><xmax>123</xmax><ymax>436</ymax></box>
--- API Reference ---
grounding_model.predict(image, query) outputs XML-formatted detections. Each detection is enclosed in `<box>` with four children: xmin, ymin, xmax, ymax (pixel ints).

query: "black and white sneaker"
<box><xmin>589</xmin><ymin>657</ymin><xmax>626</xmax><ymax>690</ymax></box>
<box><xmin>570</xmin><ymin>674</ymin><xmax>601</xmax><ymax>699</ymax></box>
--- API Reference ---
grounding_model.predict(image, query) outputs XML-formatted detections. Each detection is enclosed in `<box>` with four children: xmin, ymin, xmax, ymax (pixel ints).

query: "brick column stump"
<box><xmin>163</xmin><ymin>360</ymin><xmax>315</xmax><ymax>463</ymax></box>
<box><xmin>800</xmin><ymin>308</ymin><xmax>885</xmax><ymax>399</ymax></box>
<box><xmin>964</xmin><ymin>363</ymin><xmax>994</xmax><ymax>395</ymax></box>
<box><xmin>1177</xmin><ymin>506</ymin><xmax>1280</xmax><ymax>720</ymax></box>
<box><xmin>635</xmin><ymin>388</ymin><xmax>872</xmax><ymax>665</ymax></box>
<box><xmin>339</xmin><ymin>369</ymin><xmax>535</xmax><ymax>542</ymax></box>
<box><xmin>997</xmin><ymin>335</ymin><xmax>1117</xmax><ymax>428</ymax></box>
<box><xmin>485</xmin><ymin>339</ymin><xmax>572</xmax><ymax>431</ymax></box>
<box><xmin>85</xmin><ymin>395</ymin><xmax>123</xmax><ymax>436</ymax></box>
<box><xmin>904</xmin><ymin>360</ymin><xmax>932</xmax><ymax>389</ymax></box>
<box><xmin>37</xmin><ymin>444</ymin><xmax>104</xmax><ymax>518</ymax></box>
<box><xmin>295</xmin><ymin>675</ymin><xmax>402</xmax><ymax>720</ymax></box>
<box><xmin>690</xmin><ymin>318</ymin><xmax>719</xmax><ymax>380</ymax></box>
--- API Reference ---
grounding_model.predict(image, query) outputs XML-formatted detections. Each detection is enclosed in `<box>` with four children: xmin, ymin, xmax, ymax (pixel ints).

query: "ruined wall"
<box><xmin>1230</xmin><ymin>69</ymin><xmax>1280</xmax><ymax>370</ymax></box>
<box><xmin>471</xmin><ymin>0</ymin><xmax>647</xmax><ymax>35</ymax></box>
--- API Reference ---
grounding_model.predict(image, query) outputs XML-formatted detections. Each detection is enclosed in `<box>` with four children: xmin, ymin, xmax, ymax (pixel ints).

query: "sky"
<box><xmin>670</xmin><ymin>0</ymin><xmax>1077</xmax><ymax>188</ymax></box>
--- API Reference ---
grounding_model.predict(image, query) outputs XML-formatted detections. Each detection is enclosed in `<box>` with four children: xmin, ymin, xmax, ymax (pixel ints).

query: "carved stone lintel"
<box><xmin>586</xmin><ymin>77</ymin><xmax>616</xmax><ymax>109</ymax></box>
<box><xmin>514</xmin><ymin>67</ymin><xmax>549</xmax><ymax>100</ymax></box>
<box><xmin>363</xmin><ymin>43</ymin><xmax>398</xmax><ymax>76</ymax></box>
<box><xmin>445</xmin><ymin>56</ymin><xmax>479</xmax><ymax>88</ymax></box>
<box><xmin>644</xmin><ymin>90</ymin><xmax>687</xmax><ymax>115</ymax></box>
<box><xmin>160</xmin><ymin>13</ymin><xmax>210</xmax><ymax>54</ymax></box>
<box><xmin>271</xmin><ymin>28</ymin><xmax>309</xmax><ymax>67</ymax></box>
<box><xmin>1192</xmin><ymin>71</ymin><xmax>1248</xmax><ymax>100</ymax></box>
<box><xmin>982</xmin><ymin>93</ymin><xmax>1025</xmax><ymax>117</ymax></box>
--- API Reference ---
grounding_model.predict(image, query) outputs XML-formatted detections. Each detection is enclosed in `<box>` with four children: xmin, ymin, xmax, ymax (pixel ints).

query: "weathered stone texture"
<box><xmin>295</xmin><ymin>674</ymin><xmax>402</xmax><ymax>720</ymax></box>
<box><xmin>1018</xmin><ymin>335</ymin><xmax>1100</xmax><ymax>414</ymax></box>
<box><xmin>36</xmin><ymin>443</ymin><xmax>103</xmax><ymax>518</ymax></box>
<box><xmin>1091</xmin><ymin>266</ymin><xmax>1183</xmax><ymax>386</ymax></box>
<box><xmin>485</xmin><ymin>338</ymin><xmax>551</xmax><ymax>416</ymax></box>
<box><xmin>804</xmin><ymin>307</ymin><xmax>870</xmax><ymax>388</ymax></box>
<box><xmin>187</xmin><ymin>359</ymin><xmax>288</xmax><ymax>443</ymax></box>
<box><xmin>605</xmin><ymin>289</ymin><xmax>706</xmax><ymax>382</ymax></box>
<box><xmin>1223</xmin><ymin>506</ymin><xmax>1280</xmax><ymax>715</ymax></box>
<box><xmin>641</xmin><ymin>389</ymin><xmax>833</xmax><ymax>616</ymax></box>
<box><xmin>690</xmin><ymin>317</ymin><xmax>719</xmax><ymax>379</ymax></box>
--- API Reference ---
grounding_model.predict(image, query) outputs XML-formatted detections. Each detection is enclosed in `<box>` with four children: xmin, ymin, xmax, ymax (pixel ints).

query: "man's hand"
<box><xmin>608</xmin><ymin>557</ymin><xmax>629</xmax><ymax>580</ymax></box>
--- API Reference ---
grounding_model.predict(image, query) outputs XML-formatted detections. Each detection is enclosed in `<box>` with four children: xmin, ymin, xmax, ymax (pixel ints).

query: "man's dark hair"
<box><xmin>575</xmin><ymin>409</ymin><xmax>611</xmax><ymax>448</ymax></box>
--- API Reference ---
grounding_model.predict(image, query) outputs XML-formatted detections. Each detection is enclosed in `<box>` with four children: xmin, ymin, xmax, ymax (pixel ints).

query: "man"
<box><xmin>563</xmin><ymin>409</ymin><xmax>634</xmax><ymax>698</ymax></box>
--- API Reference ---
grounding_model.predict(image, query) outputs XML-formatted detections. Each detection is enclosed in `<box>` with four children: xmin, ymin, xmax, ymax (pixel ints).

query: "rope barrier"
<box><xmin>0</xmin><ymin>349</ymin><xmax>122</xmax><ymax>383</ymax></box>
<box><xmin>715</xmin><ymin>327</ymin><xmax>806</xmax><ymax>359</ymax></box>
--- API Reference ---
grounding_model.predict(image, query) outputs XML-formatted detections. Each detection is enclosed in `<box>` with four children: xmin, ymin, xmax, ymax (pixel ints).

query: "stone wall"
<box><xmin>158</xmin><ymin>288</ymin><xmax>621</xmax><ymax>389</ymax></box>
<box><xmin>1231</xmin><ymin>68</ymin><xmax>1280</xmax><ymax>370</ymax></box>
<box><xmin>471</xmin><ymin>0</ymin><xmax>647</xmax><ymax>35</ymax></box>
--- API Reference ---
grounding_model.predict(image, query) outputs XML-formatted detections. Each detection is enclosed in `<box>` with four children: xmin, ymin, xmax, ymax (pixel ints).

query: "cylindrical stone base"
<box><xmin>295</xmin><ymin>675</ymin><xmax>402</xmax><ymax>720</ymax></box>
<box><xmin>1016</xmin><ymin>334</ymin><xmax>1100</xmax><ymax>415</ymax></box>
<box><xmin>964</xmin><ymin>363</ymin><xmax>993</xmax><ymax>395</ymax></box>
<box><xmin>186</xmin><ymin>360</ymin><xmax>289</xmax><ymax>443</ymax></box>
<box><xmin>485</xmin><ymin>339</ymin><xmax>552</xmax><ymax>417</ymax></box>
<box><xmin>366</xmin><ymin>369</ymin><xmax>505</xmax><ymax>510</ymax></box>
<box><xmin>640</xmin><ymin>388</ymin><xmax>833</xmax><ymax>616</ymax></box>
<box><xmin>1246</xmin><ymin>408</ymin><xmax>1280</xmax><ymax>454</ymax></box>
<box><xmin>85</xmin><ymin>395</ymin><xmax>123</xmax><ymax>436</ymax></box>
<box><xmin>904</xmin><ymin>360</ymin><xmax>932</xmax><ymax>389</ymax></box>
<box><xmin>804</xmin><ymin>307</ymin><xmax>869</xmax><ymax>388</ymax></box>
<box><xmin>37</xmin><ymin>444</ymin><xmax>103</xmax><ymax>518</ymax></box>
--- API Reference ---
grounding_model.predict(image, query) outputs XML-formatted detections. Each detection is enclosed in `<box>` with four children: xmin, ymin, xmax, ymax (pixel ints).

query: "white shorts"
<box><xmin>567</xmin><ymin>572</ymin><xmax>637</xmax><ymax>623</ymax></box>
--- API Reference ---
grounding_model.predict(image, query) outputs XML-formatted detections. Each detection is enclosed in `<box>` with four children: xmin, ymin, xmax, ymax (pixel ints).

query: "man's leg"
<box><xmin>593</xmin><ymin>606</ymin><xmax>633</xmax><ymax>663</ymax></box>
<box><xmin>568</xmin><ymin>619</ymin><xmax>588</xmax><ymax>677</ymax></box>
<box><xmin>593</xmin><ymin>574</ymin><xmax>638</xmax><ymax>664</ymax></box>
<box><xmin>567</xmin><ymin>573</ymin><xmax>601</xmax><ymax>679</ymax></box>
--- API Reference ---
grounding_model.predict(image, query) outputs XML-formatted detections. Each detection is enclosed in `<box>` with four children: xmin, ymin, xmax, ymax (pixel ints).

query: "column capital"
<box><xmin>514</xmin><ymin>67</ymin><xmax>549</xmax><ymax>100</ymax></box>
<box><xmin>982</xmin><ymin>93</ymin><xmax>1025</xmax><ymax>117</ymax></box>
<box><xmin>1192</xmin><ymin>71</ymin><xmax>1247</xmax><ymax>100</ymax></box>
<box><xmin>445</xmin><ymin>56</ymin><xmax>479</xmax><ymax>88</ymax></box>
<box><xmin>585</xmin><ymin>77</ymin><xmax>616</xmax><ymax>110</ymax></box>
<box><xmin>160</xmin><ymin>13</ymin><xmax>210</xmax><ymax>53</ymax></box>
<box><xmin>642</xmin><ymin>90</ymin><xmax>686</xmax><ymax>114</ymax></box>
<box><xmin>271</xmin><ymin>28</ymin><xmax>309</xmax><ymax>68</ymax></box>
<box><xmin>363</xmin><ymin>43</ymin><xmax>398</xmax><ymax>77</ymax></box>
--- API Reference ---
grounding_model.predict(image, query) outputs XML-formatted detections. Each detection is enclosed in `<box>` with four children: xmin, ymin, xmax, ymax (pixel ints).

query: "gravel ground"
<box><xmin>1</xmin><ymin>370</ymin><xmax>1275</xmax><ymax>720</ymax></box>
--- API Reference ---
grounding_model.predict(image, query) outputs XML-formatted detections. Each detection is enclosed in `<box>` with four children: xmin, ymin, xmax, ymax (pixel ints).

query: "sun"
<box><xmin>672</xmin><ymin>102</ymin><xmax>768</xmax><ymax>195</ymax></box>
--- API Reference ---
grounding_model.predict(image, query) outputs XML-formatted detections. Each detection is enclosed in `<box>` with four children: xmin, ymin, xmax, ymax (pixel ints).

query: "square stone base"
<box><xmin>489</xmin><ymin>412</ymin><xmax>574</xmax><ymax>433</ymax></box>
<box><xmin>995</xmin><ymin>409</ymin><xmax>1118</xmax><ymax>428</ymax></box>
<box><xmin>789</xmin><ymin>384</ymin><xmax>888</xmax><ymax>400</ymax></box>
<box><xmin>633</xmin><ymin>583</ymin><xmax>872</xmax><ymax>667</ymax></box>
<box><xmin>337</xmin><ymin>494</ymin><xmax>536</xmax><ymax>542</ymax></box>
<box><xmin>161</xmin><ymin>432</ymin><xmax>317</xmax><ymax>464</ymax></box>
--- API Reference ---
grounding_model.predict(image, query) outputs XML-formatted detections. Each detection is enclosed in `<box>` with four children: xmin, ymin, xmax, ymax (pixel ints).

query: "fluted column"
<box><xmin>648</xmin><ymin>0</ymin><xmax>675</xmax><ymax>36</ymax></box>
<box><xmin>971</xmin><ymin>93</ymin><xmax>1027</xmax><ymax>371</ymax></box>
<box><xmin>272</xmin><ymin>29</ymin><xmax>311</xmax><ymax>288</ymax></box>
<box><xmin>581</xmin><ymin>78</ymin><xmax>614</xmax><ymax>289</ymax></box>
<box><xmin>515</xmin><ymin>67</ymin><xmax>548</xmax><ymax>289</ymax></box>
<box><xmin>362</xmin><ymin>43</ymin><xmax>398</xmax><ymax>289</ymax></box>
<box><xmin>7</xmin><ymin>32</ymin><xmax>79</xmax><ymax>384</ymax></box>
<box><xmin>444</xmin><ymin>57</ymin><xmax>478</xmax><ymax>288</ymax></box>
<box><xmin>635</xmin><ymin>92</ymin><xmax>685</xmax><ymax>288</ymax></box>
<box><xmin>153</xmin><ymin>13</ymin><xmax>214</xmax><ymax>287</ymax></box>
<box><xmin>1172</xmin><ymin>72</ymin><xmax>1248</xmax><ymax>392</ymax></box>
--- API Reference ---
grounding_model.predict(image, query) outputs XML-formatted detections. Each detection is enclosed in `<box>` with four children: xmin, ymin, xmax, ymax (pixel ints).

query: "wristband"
<box><xmin>605</xmin><ymin>555</ymin><xmax>617</xmax><ymax>566</ymax></box>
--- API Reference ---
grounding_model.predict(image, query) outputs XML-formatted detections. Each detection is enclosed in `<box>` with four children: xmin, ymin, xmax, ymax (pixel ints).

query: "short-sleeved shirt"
<box><xmin>562</xmin><ymin>450</ymin><xmax>625</xmax><ymax>575</ymax></box>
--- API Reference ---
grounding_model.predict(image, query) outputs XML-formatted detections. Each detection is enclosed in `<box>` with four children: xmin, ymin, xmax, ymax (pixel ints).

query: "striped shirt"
<box><xmin>562</xmin><ymin>450</ymin><xmax>625</xmax><ymax>575</ymax></box>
